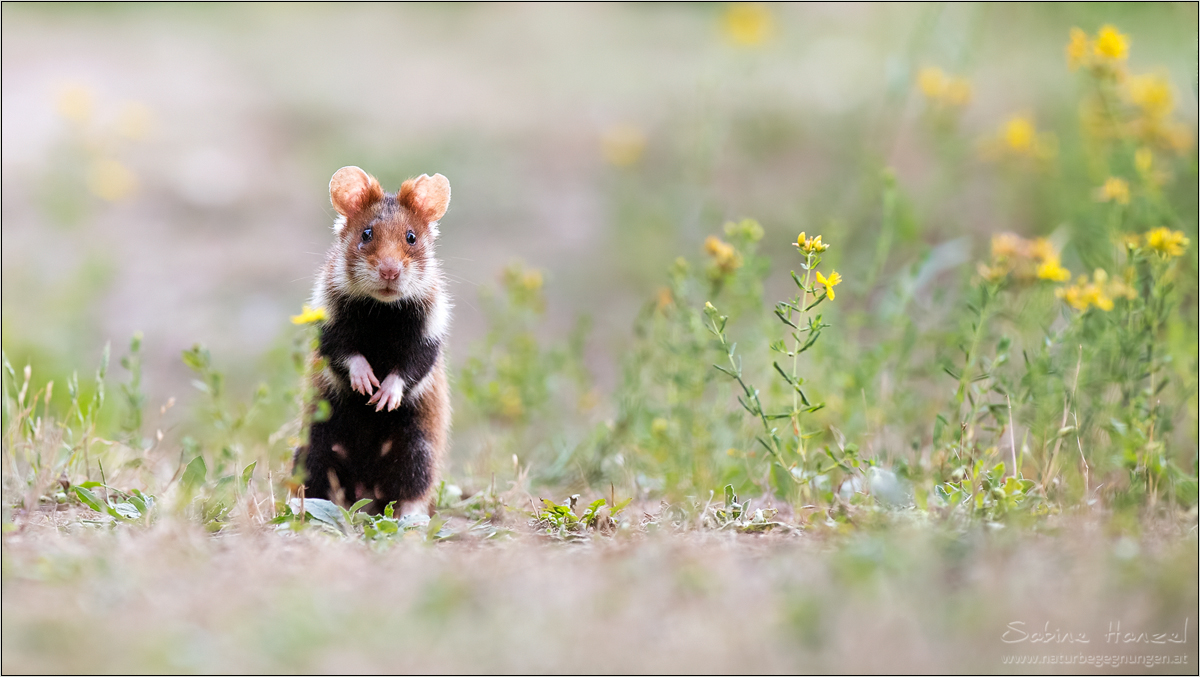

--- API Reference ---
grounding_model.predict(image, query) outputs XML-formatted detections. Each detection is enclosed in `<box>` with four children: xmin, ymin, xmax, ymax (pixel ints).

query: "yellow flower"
<box><xmin>815</xmin><ymin>270</ymin><xmax>842</xmax><ymax>300</ymax></box>
<box><xmin>722</xmin><ymin>3</ymin><xmax>773</xmax><ymax>47</ymax></box>
<box><xmin>56</xmin><ymin>83</ymin><xmax>94</xmax><ymax>124</ymax></box>
<box><xmin>918</xmin><ymin>66</ymin><xmax>971</xmax><ymax>107</ymax></box>
<box><xmin>1107</xmin><ymin>273</ymin><xmax>1138</xmax><ymax>301</ymax></box>
<box><xmin>917</xmin><ymin>67</ymin><xmax>947</xmax><ymax>99</ymax></box>
<box><xmin>1126</xmin><ymin>72</ymin><xmax>1174</xmax><ymax>118</ymax></box>
<box><xmin>1093</xmin><ymin>25</ymin><xmax>1129</xmax><ymax>61</ymax></box>
<box><xmin>1144</xmin><ymin>227</ymin><xmax>1190</xmax><ymax>258</ymax></box>
<box><xmin>601</xmin><ymin>124</ymin><xmax>646</xmax><ymax>167</ymax></box>
<box><xmin>705</xmin><ymin>235</ymin><xmax>741</xmax><ymax>272</ymax></box>
<box><xmin>1029</xmin><ymin>238</ymin><xmax>1057</xmax><ymax>263</ymax></box>
<box><xmin>86</xmin><ymin>159</ymin><xmax>137</xmax><ymax>202</ymax></box>
<box><xmin>1120</xmin><ymin>233</ymin><xmax>1142</xmax><ymax>249</ymax></box>
<box><xmin>991</xmin><ymin>233</ymin><xmax>1025</xmax><ymax>259</ymax></box>
<box><xmin>1096</xmin><ymin>177</ymin><xmax>1130</xmax><ymax>205</ymax></box>
<box><xmin>1036</xmin><ymin>257</ymin><xmax>1071</xmax><ymax>282</ymax></box>
<box><xmin>1066</xmin><ymin>28</ymin><xmax>1091</xmax><ymax>71</ymax></box>
<box><xmin>1004</xmin><ymin>116</ymin><xmax>1035</xmax><ymax>152</ymax></box>
<box><xmin>655</xmin><ymin>287</ymin><xmax>673</xmax><ymax>312</ymax></box>
<box><xmin>291</xmin><ymin>305</ymin><xmax>327</xmax><ymax>325</ymax></box>
<box><xmin>1055</xmin><ymin>268</ymin><xmax>1132</xmax><ymax>312</ymax></box>
<box><xmin>521</xmin><ymin>269</ymin><xmax>544</xmax><ymax>291</ymax></box>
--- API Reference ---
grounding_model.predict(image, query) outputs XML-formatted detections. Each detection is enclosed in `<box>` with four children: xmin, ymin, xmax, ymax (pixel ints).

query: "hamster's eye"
<box><xmin>406</xmin><ymin>230</ymin><xmax>417</xmax><ymax>245</ymax></box>
<box><xmin>361</xmin><ymin>228</ymin><xmax>373</xmax><ymax>243</ymax></box>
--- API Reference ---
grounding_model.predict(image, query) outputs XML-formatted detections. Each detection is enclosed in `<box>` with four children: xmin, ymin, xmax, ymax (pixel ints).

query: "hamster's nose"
<box><xmin>378</xmin><ymin>259</ymin><xmax>401</xmax><ymax>281</ymax></box>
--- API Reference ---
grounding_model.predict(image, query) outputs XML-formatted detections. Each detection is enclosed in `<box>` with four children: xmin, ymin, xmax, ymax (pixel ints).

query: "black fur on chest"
<box><xmin>317</xmin><ymin>294</ymin><xmax>441</xmax><ymax>401</ymax></box>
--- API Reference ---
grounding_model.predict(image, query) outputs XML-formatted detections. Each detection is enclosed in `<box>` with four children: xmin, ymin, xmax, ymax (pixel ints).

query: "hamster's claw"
<box><xmin>368</xmin><ymin>373</ymin><xmax>405</xmax><ymax>412</ymax></box>
<box><xmin>347</xmin><ymin>354</ymin><xmax>380</xmax><ymax>395</ymax></box>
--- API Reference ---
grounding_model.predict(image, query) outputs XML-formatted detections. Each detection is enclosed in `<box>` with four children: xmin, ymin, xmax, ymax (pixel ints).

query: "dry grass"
<box><xmin>3</xmin><ymin>508</ymin><xmax>1197</xmax><ymax>674</ymax></box>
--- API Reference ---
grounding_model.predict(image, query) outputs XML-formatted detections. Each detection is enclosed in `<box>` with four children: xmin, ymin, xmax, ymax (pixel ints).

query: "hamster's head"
<box><xmin>328</xmin><ymin>166</ymin><xmax>450</xmax><ymax>303</ymax></box>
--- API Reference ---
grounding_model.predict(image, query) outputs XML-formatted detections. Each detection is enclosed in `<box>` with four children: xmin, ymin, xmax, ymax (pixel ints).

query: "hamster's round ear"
<box><xmin>330</xmin><ymin>166</ymin><xmax>384</xmax><ymax>218</ymax></box>
<box><xmin>398</xmin><ymin>173</ymin><xmax>451</xmax><ymax>223</ymax></box>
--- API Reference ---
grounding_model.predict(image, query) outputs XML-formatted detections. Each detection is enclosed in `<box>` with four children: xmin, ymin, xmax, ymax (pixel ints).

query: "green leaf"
<box><xmin>128</xmin><ymin>493</ymin><xmax>148</xmax><ymax>515</ymax></box>
<box><xmin>240</xmin><ymin>461</ymin><xmax>257</xmax><ymax>490</ymax></box>
<box><xmin>74</xmin><ymin>486</ymin><xmax>106</xmax><ymax>513</ymax></box>
<box><xmin>348</xmin><ymin>498</ymin><xmax>372</xmax><ymax>514</ymax></box>
<box><xmin>180</xmin><ymin>456</ymin><xmax>207</xmax><ymax>490</ymax></box>
<box><xmin>111</xmin><ymin>502</ymin><xmax>141</xmax><ymax>520</ymax></box>
<box><xmin>772</xmin><ymin>362</ymin><xmax>795</xmax><ymax>385</ymax></box>
<box><xmin>289</xmin><ymin>497</ymin><xmax>349</xmax><ymax>535</ymax></box>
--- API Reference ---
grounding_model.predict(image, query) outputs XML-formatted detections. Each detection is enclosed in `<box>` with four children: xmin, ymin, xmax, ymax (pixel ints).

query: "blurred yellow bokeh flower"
<box><xmin>815</xmin><ymin>270</ymin><xmax>841</xmax><ymax>300</ymax></box>
<box><xmin>722</xmin><ymin>3</ymin><xmax>773</xmax><ymax>46</ymax></box>
<box><xmin>1056</xmin><ymin>273</ymin><xmax>1110</xmax><ymax>312</ymax></box>
<box><xmin>1004</xmin><ymin>116</ymin><xmax>1035</xmax><ymax>152</ymax></box>
<box><xmin>982</xmin><ymin>233</ymin><xmax>1070</xmax><ymax>284</ymax></box>
<box><xmin>86</xmin><ymin>158</ymin><xmax>137</xmax><ymax>202</ymax></box>
<box><xmin>291</xmin><ymin>305</ymin><xmax>327</xmax><ymax>325</ymax></box>
<box><xmin>1093</xmin><ymin>25</ymin><xmax>1129</xmax><ymax>61</ymax></box>
<box><xmin>1126</xmin><ymin>73</ymin><xmax>1174</xmax><ymax>118</ymax></box>
<box><xmin>991</xmin><ymin>233</ymin><xmax>1024</xmax><ymax>259</ymax></box>
<box><xmin>1144</xmin><ymin>227</ymin><xmax>1190</xmax><ymax>258</ymax></box>
<box><xmin>1055</xmin><ymin>267</ymin><xmax>1137</xmax><ymax>312</ymax></box>
<box><xmin>1096</xmin><ymin>177</ymin><xmax>1130</xmax><ymax>205</ymax></box>
<box><xmin>601</xmin><ymin>124</ymin><xmax>646</xmax><ymax>167</ymax></box>
<box><xmin>57</xmin><ymin>83</ymin><xmax>94</xmax><ymax>124</ymax></box>
<box><xmin>521</xmin><ymin>269</ymin><xmax>544</xmax><ymax>291</ymax></box>
<box><xmin>705</xmin><ymin>235</ymin><xmax>741</xmax><ymax>272</ymax></box>
<box><xmin>917</xmin><ymin>66</ymin><xmax>972</xmax><ymax>107</ymax></box>
<box><xmin>1065</xmin><ymin>28</ymin><xmax>1090</xmax><ymax>71</ymax></box>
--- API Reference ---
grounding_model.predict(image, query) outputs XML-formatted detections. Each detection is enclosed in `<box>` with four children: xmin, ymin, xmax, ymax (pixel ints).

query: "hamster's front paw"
<box><xmin>368</xmin><ymin>373</ymin><xmax>405</xmax><ymax>412</ymax></box>
<box><xmin>347</xmin><ymin>354</ymin><xmax>380</xmax><ymax>395</ymax></box>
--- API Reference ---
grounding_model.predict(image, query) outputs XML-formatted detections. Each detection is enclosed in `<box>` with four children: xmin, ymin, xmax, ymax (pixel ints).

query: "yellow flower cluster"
<box><xmin>1055</xmin><ymin>268</ymin><xmax>1136</xmax><ymax>312</ymax></box>
<box><xmin>1124</xmin><ymin>71</ymin><xmax>1192</xmax><ymax>152</ymax></box>
<box><xmin>291</xmin><ymin>305</ymin><xmax>327</xmax><ymax>325</ymax></box>
<box><xmin>917</xmin><ymin>66</ymin><xmax>972</xmax><ymax>108</ymax></box>
<box><xmin>794</xmin><ymin>231</ymin><xmax>829</xmax><ymax>253</ymax></box>
<box><xmin>1140</xmin><ymin>227</ymin><xmax>1191</xmax><ymax>258</ymax></box>
<box><xmin>1068</xmin><ymin>26</ymin><xmax>1192</xmax><ymax>153</ymax></box>
<box><xmin>1066</xmin><ymin>25</ymin><xmax>1128</xmax><ymax>71</ymax></box>
<box><xmin>978</xmin><ymin>233</ymin><xmax>1070</xmax><ymax>283</ymax></box>
<box><xmin>704</xmin><ymin>235</ymin><xmax>742</xmax><ymax>273</ymax></box>
<box><xmin>1095</xmin><ymin>177</ymin><xmax>1131</xmax><ymax>205</ymax></box>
